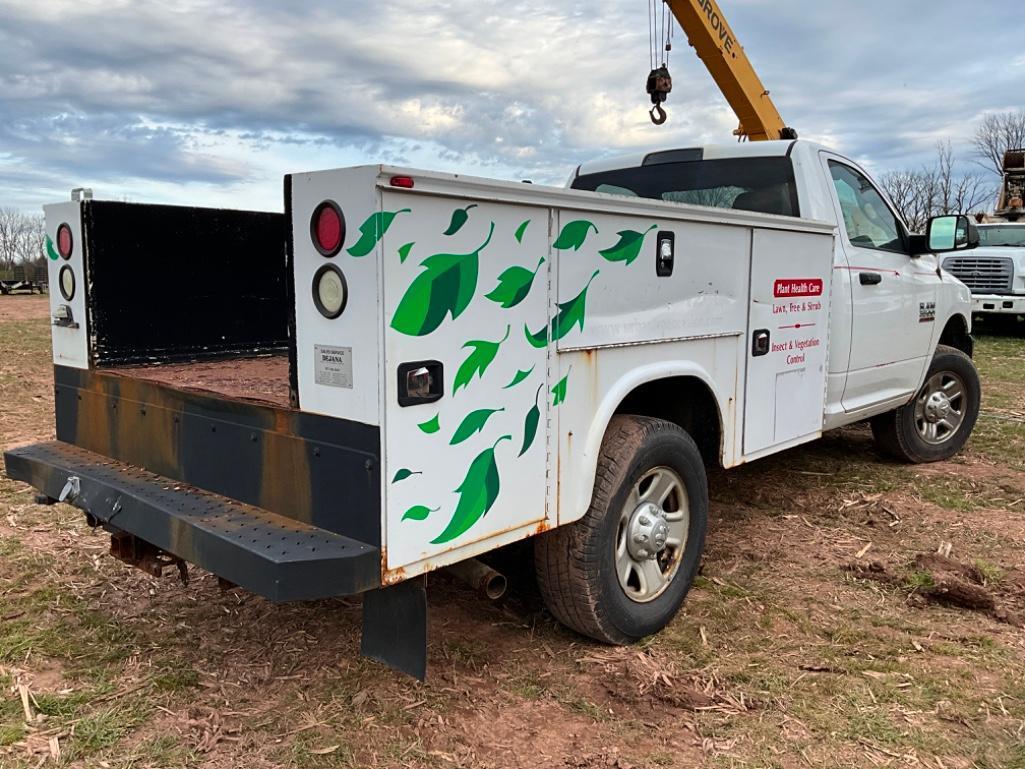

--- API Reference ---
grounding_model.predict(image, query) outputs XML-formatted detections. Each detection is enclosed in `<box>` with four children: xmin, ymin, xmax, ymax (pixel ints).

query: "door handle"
<box><xmin>859</xmin><ymin>272</ymin><xmax>883</xmax><ymax>285</ymax></box>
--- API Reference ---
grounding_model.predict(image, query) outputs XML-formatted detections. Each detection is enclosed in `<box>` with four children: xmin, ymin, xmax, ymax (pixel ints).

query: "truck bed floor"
<box><xmin>106</xmin><ymin>355</ymin><xmax>290</xmax><ymax>408</ymax></box>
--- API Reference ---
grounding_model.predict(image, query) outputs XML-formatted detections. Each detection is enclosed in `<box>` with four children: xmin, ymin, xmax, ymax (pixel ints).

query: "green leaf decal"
<box><xmin>390</xmin><ymin>223</ymin><xmax>494</xmax><ymax>336</ymax></box>
<box><xmin>503</xmin><ymin>365</ymin><xmax>535</xmax><ymax>389</ymax></box>
<box><xmin>398</xmin><ymin>242</ymin><xmax>414</xmax><ymax>263</ymax></box>
<box><xmin>526</xmin><ymin>270</ymin><xmax>599</xmax><ymax>348</ymax></box>
<box><xmin>524</xmin><ymin>322</ymin><xmax>548</xmax><ymax>349</ymax></box>
<box><xmin>519</xmin><ymin>384</ymin><xmax>543</xmax><ymax>457</ymax></box>
<box><xmin>402</xmin><ymin>505</ymin><xmax>438</xmax><ymax>522</ymax></box>
<box><xmin>453</xmin><ymin>325</ymin><xmax>510</xmax><ymax>394</ymax></box>
<box><xmin>553</xmin><ymin>220</ymin><xmax>597</xmax><ymax>251</ymax></box>
<box><xmin>45</xmin><ymin>235</ymin><xmax>60</xmax><ymax>261</ymax></box>
<box><xmin>485</xmin><ymin>257</ymin><xmax>544</xmax><ymax>309</ymax></box>
<box><xmin>443</xmin><ymin>204</ymin><xmax>478</xmax><ymax>236</ymax></box>
<box><xmin>514</xmin><ymin>219</ymin><xmax>530</xmax><ymax>243</ymax></box>
<box><xmin>418</xmin><ymin>414</ymin><xmax>441</xmax><ymax>434</ymax></box>
<box><xmin>599</xmin><ymin>225</ymin><xmax>657</xmax><ymax>265</ymax></box>
<box><xmin>551</xmin><ymin>369</ymin><xmax>571</xmax><ymax>407</ymax></box>
<box><xmin>552</xmin><ymin>270</ymin><xmax>600</xmax><ymax>341</ymax></box>
<box><xmin>347</xmin><ymin>208</ymin><xmax>410</xmax><ymax>257</ymax></box>
<box><xmin>450</xmin><ymin>407</ymin><xmax>504</xmax><ymax>445</ymax></box>
<box><xmin>431</xmin><ymin>435</ymin><xmax>511</xmax><ymax>544</ymax></box>
<box><xmin>392</xmin><ymin>468</ymin><xmax>422</xmax><ymax>483</ymax></box>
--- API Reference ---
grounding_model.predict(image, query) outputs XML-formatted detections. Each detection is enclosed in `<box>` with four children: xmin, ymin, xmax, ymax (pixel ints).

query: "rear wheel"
<box><xmin>534</xmin><ymin>415</ymin><xmax>708</xmax><ymax>644</ymax></box>
<box><xmin>871</xmin><ymin>345</ymin><xmax>981</xmax><ymax>463</ymax></box>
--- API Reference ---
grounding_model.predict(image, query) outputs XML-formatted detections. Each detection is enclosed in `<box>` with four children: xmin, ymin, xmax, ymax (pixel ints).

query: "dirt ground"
<box><xmin>3</xmin><ymin>294</ymin><xmax>1025</xmax><ymax>768</ymax></box>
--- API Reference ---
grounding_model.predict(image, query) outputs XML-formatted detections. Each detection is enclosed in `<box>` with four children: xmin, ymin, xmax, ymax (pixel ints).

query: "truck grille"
<box><xmin>943</xmin><ymin>256</ymin><xmax>1013</xmax><ymax>292</ymax></box>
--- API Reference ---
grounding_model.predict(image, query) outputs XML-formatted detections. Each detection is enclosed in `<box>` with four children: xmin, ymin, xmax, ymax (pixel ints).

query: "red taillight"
<box><xmin>57</xmin><ymin>223</ymin><xmax>73</xmax><ymax>259</ymax></box>
<box><xmin>389</xmin><ymin>176</ymin><xmax>414</xmax><ymax>188</ymax></box>
<box><xmin>310</xmin><ymin>201</ymin><xmax>344</xmax><ymax>257</ymax></box>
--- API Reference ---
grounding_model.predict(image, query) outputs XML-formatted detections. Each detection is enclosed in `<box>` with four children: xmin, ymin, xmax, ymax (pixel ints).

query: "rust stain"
<box><xmin>259</xmin><ymin>427</ymin><xmax>313</xmax><ymax>525</ymax></box>
<box><xmin>74</xmin><ymin>372</ymin><xmax>180</xmax><ymax>479</ymax></box>
<box><xmin>65</xmin><ymin>368</ymin><xmax>326</xmax><ymax>531</ymax></box>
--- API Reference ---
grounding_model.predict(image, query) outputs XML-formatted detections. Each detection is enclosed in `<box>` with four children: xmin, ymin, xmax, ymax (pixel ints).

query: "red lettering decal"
<box><xmin>773</xmin><ymin>278</ymin><xmax>823</xmax><ymax>298</ymax></box>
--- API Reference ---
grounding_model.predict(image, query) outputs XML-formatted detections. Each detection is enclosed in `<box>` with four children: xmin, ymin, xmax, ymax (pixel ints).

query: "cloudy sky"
<box><xmin>1</xmin><ymin>0</ymin><xmax>1021</xmax><ymax>213</ymax></box>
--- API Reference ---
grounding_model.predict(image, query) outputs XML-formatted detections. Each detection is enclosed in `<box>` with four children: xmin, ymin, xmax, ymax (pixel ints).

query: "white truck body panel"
<box><xmin>290</xmin><ymin>167</ymin><xmax>383</xmax><ymax>426</ymax></box>
<box><xmin>42</xmin><ymin>201</ymin><xmax>89</xmax><ymax>369</ymax></box>
<box><xmin>289</xmin><ymin>165</ymin><xmax>835</xmax><ymax>579</ymax></box>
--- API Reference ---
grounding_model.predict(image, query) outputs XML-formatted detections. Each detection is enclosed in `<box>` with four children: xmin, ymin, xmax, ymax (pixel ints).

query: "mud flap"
<box><xmin>360</xmin><ymin>577</ymin><xmax>427</xmax><ymax>680</ymax></box>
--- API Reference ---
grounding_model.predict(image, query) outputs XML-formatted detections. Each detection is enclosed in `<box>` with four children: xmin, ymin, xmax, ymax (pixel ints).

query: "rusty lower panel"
<box><xmin>53</xmin><ymin>365</ymin><xmax>381</xmax><ymax>547</ymax></box>
<box><xmin>3</xmin><ymin>441</ymin><xmax>381</xmax><ymax>600</ymax></box>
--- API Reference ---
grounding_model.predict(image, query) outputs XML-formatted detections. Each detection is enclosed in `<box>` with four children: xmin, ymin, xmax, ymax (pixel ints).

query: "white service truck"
<box><xmin>942</xmin><ymin>222</ymin><xmax>1025</xmax><ymax>321</ymax></box>
<box><xmin>5</xmin><ymin>139</ymin><xmax>982</xmax><ymax>678</ymax></box>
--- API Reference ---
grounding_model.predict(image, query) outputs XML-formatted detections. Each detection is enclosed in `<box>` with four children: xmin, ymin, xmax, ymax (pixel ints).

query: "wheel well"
<box><xmin>939</xmin><ymin>314</ymin><xmax>972</xmax><ymax>357</ymax></box>
<box><xmin>614</xmin><ymin>377</ymin><xmax>722</xmax><ymax>465</ymax></box>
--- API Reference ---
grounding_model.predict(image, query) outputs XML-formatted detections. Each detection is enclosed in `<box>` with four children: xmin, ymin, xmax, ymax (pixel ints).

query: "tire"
<box><xmin>534</xmin><ymin>415</ymin><xmax>709</xmax><ymax>644</ymax></box>
<box><xmin>871</xmin><ymin>344</ymin><xmax>981</xmax><ymax>463</ymax></box>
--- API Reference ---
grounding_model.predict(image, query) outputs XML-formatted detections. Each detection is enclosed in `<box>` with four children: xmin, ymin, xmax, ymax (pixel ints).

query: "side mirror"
<box><xmin>925</xmin><ymin>214</ymin><xmax>979</xmax><ymax>253</ymax></box>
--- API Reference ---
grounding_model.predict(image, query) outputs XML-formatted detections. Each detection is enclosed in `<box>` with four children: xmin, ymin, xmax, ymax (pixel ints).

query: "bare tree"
<box><xmin>14</xmin><ymin>214</ymin><xmax>45</xmax><ymax>263</ymax></box>
<box><xmin>934</xmin><ymin>142</ymin><xmax>989</xmax><ymax>216</ymax></box>
<box><xmin>973</xmin><ymin>110</ymin><xmax>1025</xmax><ymax>177</ymax></box>
<box><xmin>0</xmin><ymin>208</ymin><xmax>24</xmax><ymax>272</ymax></box>
<box><xmin>881</xmin><ymin>168</ymin><xmax>933</xmax><ymax>233</ymax></box>
<box><xmin>13</xmin><ymin>214</ymin><xmax>46</xmax><ymax>281</ymax></box>
<box><xmin>881</xmin><ymin>142</ymin><xmax>990</xmax><ymax>232</ymax></box>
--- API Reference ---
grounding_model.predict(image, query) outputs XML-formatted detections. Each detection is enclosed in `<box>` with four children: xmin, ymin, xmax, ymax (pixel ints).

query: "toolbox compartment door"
<box><xmin>743</xmin><ymin>229</ymin><xmax>833</xmax><ymax>456</ymax></box>
<box><xmin>380</xmin><ymin>193</ymin><xmax>551</xmax><ymax>574</ymax></box>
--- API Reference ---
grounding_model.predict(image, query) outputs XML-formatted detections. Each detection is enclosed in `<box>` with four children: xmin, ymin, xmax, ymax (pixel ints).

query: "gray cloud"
<box><xmin>0</xmin><ymin>0</ymin><xmax>1021</xmax><ymax>211</ymax></box>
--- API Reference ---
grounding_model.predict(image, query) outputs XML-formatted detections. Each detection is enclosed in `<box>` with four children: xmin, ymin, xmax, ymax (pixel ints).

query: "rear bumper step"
<box><xmin>3</xmin><ymin>441</ymin><xmax>381</xmax><ymax>601</ymax></box>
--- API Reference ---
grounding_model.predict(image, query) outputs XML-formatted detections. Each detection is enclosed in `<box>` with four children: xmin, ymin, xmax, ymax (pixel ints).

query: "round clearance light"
<box><xmin>58</xmin><ymin>265</ymin><xmax>76</xmax><ymax>301</ymax></box>
<box><xmin>56</xmin><ymin>223</ymin><xmax>73</xmax><ymax>259</ymax></box>
<box><xmin>310</xmin><ymin>200</ymin><xmax>344</xmax><ymax>257</ymax></box>
<box><xmin>312</xmin><ymin>264</ymin><xmax>347</xmax><ymax>319</ymax></box>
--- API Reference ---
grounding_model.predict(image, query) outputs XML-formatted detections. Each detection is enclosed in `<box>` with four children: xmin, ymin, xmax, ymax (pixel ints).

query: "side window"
<box><xmin>828</xmin><ymin>161</ymin><xmax>905</xmax><ymax>253</ymax></box>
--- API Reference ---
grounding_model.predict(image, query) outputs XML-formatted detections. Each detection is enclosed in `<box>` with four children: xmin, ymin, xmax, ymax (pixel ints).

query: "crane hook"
<box><xmin>649</xmin><ymin>104</ymin><xmax>667</xmax><ymax>125</ymax></box>
<box><xmin>645</xmin><ymin>66</ymin><xmax>672</xmax><ymax>126</ymax></box>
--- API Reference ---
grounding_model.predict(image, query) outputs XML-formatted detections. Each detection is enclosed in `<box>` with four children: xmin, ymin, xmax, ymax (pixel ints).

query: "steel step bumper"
<box><xmin>3</xmin><ymin>441</ymin><xmax>381</xmax><ymax>601</ymax></box>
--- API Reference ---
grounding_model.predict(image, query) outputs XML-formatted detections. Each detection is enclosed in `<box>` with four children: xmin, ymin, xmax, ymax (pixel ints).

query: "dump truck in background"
<box><xmin>4</xmin><ymin>139</ymin><xmax>984</xmax><ymax>678</ymax></box>
<box><xmin>996</xmin><ymin>149</ymin><xmax>1024</xmax><ymax>222</ymax></box>
<box><xmin>942</xmin><ymin>150</ymin><xmax>1025</xmax><ymax>321</ymax></box>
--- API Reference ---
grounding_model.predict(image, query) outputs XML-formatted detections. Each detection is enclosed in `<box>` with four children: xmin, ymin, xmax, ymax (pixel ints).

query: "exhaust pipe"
<box><xmin>446</xmin><ymin>558</ymin><xmax>507</xmax><ymax>600</ymax></box>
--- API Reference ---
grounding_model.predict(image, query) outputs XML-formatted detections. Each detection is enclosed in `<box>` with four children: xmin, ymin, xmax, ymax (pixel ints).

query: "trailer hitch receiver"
<box><xmin>109</xmin><ymin>532</ymin><xmax>189</xmax><ymax>585</ymax></box>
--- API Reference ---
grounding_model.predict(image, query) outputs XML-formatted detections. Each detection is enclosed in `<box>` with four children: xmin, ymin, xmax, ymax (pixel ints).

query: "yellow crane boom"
<box><xmin>664</xmin><ymin>0</ymin><xmax>796</xmax><ymax>141</ymax></box>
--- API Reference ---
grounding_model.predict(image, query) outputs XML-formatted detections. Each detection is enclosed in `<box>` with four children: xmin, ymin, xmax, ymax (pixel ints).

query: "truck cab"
<box><xmin>570</xmin><ymin>139</ymin><xmax>976</xmax><ymax>433</ymax></box>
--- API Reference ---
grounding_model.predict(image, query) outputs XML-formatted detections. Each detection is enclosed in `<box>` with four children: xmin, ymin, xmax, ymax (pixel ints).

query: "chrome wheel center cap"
<box><xmin>924</xmin><ymin>391</ymin><xmax>951</xmax><ymax>423</ymax></box>
<box><xmin>627</xmin><ymin>502</ymin><xmax>670</xmax><ymax>561</ymax></box>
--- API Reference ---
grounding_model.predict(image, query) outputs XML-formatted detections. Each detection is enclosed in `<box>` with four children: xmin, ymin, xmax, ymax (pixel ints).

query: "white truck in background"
<box><xmin>6</xmin><ymin>139</ymin><xmax>983</xmax><ymax>678</ymax></box>
<box><xmin>942</xmin><ymin>149</ymin><xmax>1025</xmax><ymax>324</ymax></box>
<box><xmin>942</xmin><ymin>223</ymin><xmax>1025</xmax><ymax>322</ymax></box>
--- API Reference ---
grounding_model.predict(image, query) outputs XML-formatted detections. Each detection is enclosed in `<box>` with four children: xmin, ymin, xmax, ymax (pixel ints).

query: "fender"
<box><xmin>562</xmin><ymin>360</ymin><xmax>729</xmax><ymax>526</ymax></box>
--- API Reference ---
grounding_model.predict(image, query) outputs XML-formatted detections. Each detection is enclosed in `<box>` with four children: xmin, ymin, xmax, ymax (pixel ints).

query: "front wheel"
<box><xmin>534</xmin><ymin>415</ymin><xmax>708</xmax><ymax>644</ymax></box>
<box><xmin>871</xmin><ymin>344</ymin><xmax>981</xmax><ymax>463</ymax></box>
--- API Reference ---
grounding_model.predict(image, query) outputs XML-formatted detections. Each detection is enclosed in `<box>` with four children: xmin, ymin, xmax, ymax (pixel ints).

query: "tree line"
<box><xmin>0</xmin><ymin>208</ymin><xmax>46</xmax><ymax>279</ymax></box>
<box><xmin>881</xmin><ymin>110</ymin><xmax>1025</xmax><ymax>232</ymax></box>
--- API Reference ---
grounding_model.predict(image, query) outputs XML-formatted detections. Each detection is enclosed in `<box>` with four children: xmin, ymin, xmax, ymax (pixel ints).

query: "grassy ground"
<box><xmin>3</xmin><ymin>294</ymin><xmax>1025</xmax><ymax>768</ymax></box>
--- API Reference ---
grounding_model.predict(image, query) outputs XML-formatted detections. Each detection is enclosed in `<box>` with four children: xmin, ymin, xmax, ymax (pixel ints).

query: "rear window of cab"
<box><xmin>571</xmin><ymin>157</ymin><xmax>800</xmax><ymax>218</ymax></box>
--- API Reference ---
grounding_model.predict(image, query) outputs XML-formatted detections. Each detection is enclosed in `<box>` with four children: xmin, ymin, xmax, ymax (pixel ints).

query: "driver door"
<box><xmin>821</xmin><ymin>155</ymin><xmax>938</xmax><ymax>412</ymax></box>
